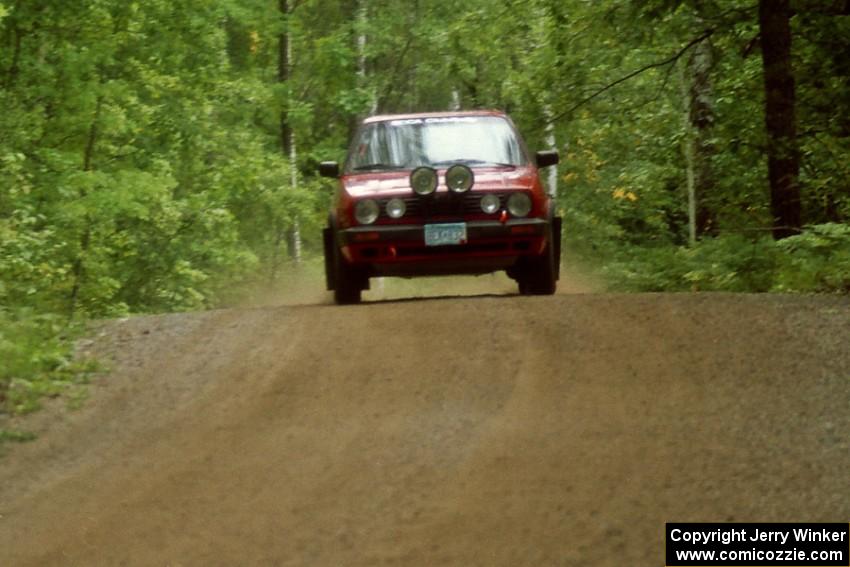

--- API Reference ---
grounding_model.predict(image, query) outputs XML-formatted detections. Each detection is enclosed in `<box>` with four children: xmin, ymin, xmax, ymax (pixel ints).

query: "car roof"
<box><xmin>362</xmin><ymin>110</ymin><xmax>508</xmax><ymax>124</ymax></box>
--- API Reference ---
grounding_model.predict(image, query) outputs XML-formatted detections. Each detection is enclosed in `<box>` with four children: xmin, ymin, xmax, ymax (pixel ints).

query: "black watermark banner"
<box><xmin>666</xmin><ymin>523</ymin><xmax>849</xmax><ymax>566</ymax></box>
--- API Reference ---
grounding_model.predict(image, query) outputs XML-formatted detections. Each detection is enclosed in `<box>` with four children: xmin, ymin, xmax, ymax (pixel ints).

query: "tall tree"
<box><xmin>758</xmin><ymin>0</ymin><xmax>802</xmax><ymax>239</ymax></box>
<box><xmin>278</xmin><ymin>0</ymin><xmax>301</xmax><ymax>265</ymax></box>
<box><xmin>686</xmin><ymin>26</ymin><xmax>716</xmax><ymax>236</ymax></box>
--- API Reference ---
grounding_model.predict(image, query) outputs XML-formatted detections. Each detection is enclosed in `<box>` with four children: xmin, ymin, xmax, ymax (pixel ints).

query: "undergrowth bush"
<box><xmin>0</xmin><ymin>309</ymin><xmax>97</xmax><ymax>417</ymax></box>
<box><xmin>597</xmin><ymin>224</ymin><xmax>850</xmax><ymax>293</ymax></box>
<box><xmin>773</xmin><ymin>223</ymin><xmax>850</xmax><ymax>292</ymax></box>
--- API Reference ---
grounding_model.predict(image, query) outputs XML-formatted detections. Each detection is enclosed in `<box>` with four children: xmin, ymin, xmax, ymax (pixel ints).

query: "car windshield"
<box><xmin>346</xmin><ymin>116</ymin><xmax>528</xmax><ymax>172</ymax></box>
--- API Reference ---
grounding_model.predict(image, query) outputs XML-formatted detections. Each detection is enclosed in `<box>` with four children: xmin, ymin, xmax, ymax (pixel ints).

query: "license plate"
<box><xmin>424</xmin><ymin>223</ymin><xmax>467</xmax><ymax>246</ymax></box>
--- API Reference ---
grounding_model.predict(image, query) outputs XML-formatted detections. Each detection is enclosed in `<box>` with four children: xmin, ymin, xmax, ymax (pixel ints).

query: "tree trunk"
<box><xmin>544</xmin><ymin>105</ymin><xmax>558</xmax><ymax>198</ymax></box>
<box><xmin>357</xmin><ymin>0</ymin><xmax>377</xmax><ymax>115</ymax></box>
<box><xmin>69</xmin><ymin>97</ymin><xmax>102</xmax><ymax>318</ymax></box>
<box><xmin>5</xmin><ymin>26</ymin><xmax>23</xmax><ymax>88</ymax></box>
<box><xmin>687</xmin><ymin>33</ymin><xmax>716</xmax><ymax>236</ymax></box>
<box><xmin>679</xmin><ymin>62</ymin><xmax>697</xmax><ymax>246</ymax></box>
<box><xmin>278</xmin><ymin>0</ymin><xmax>300</xmax><ymax>263</ymax></box>
<box><xmin>759</xmin><ymin>0</ymin><xmax>802</xmax><ymax>239</ymax></box>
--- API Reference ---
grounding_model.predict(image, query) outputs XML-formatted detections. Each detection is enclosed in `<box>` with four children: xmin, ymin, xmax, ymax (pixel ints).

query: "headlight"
<box><xmin>507</xmin><ymin>192</ymin><xmax>532</xmax><ymax>217</ymax></box>
<box><xmin>410</xmin><ymin>166</ymin><xmax>438</xmax><ymax>196</ymax></box>
<box><xmin>445</xmin><ymin>164</ymin><xmax>474</xmax><ymax>193</ymax></box>
<box><xmin>355</xmin><ymin>199</ymin><xmax>379</xmax><ymax>225</ymax></box>
<box><xmin>386</xmin><ymin>198</ymin><xmax>406</xmax><ymax>219</ymax></box>
<box><xmin>480</xmin><ymin>194</ymin><xmax>500</xmax><ymax>214</ymax></box>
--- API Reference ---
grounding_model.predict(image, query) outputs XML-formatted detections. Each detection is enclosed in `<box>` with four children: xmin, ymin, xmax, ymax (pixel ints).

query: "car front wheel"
<box><xmin>332</xmin><ymin>238</ymin><xmax>365</xmax><ymax>305</ymax></box>
<box><xmin>518</xmin><ymin>246</ymin><xmax>556</xmax><ymax>295</ymax></box>
<box><xmin>517</xmin><ymin>225</ymin><xmax>558</xmax><ymax>296</ymax></box>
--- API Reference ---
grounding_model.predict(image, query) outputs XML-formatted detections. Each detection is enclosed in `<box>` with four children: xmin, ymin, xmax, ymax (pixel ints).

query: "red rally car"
<box><xmin>320</xmin><ymin>110</ymin><xmax>561</xmax><ymax>304</ymax></box>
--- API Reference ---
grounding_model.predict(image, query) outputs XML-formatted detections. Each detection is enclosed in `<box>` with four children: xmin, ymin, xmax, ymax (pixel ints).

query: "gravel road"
<box><xmin>1</xmin><ymin>282</ymin><xmax>848</xmax><ymax>565</ymax></box>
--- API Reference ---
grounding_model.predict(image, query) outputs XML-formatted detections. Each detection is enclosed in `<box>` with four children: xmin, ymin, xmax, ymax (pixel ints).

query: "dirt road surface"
<box><xmin>1</xmin><ymin>274</ymin><xmax>849</xmax><ymax>566</ymax></box>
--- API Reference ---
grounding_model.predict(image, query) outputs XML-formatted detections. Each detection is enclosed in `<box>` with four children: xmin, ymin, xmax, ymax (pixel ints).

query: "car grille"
<box><xmin>377</xmin><ymin>192</ymin><xmax>507</xmax><ymax>220</ymax></box>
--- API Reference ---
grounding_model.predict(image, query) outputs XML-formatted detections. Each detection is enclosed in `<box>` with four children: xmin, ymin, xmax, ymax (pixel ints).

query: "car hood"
<box><xmin>342</xmin><ymin>167</ymin><xmax>538</xmax><ymax>198</ymax></box>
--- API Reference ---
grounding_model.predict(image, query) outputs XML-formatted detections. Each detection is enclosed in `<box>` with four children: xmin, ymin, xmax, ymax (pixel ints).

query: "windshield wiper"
<box><xmin>430</xmin><ymin>159</ymin><xmax>516</xmax><ymax>169</ymax></box>
<box><xmin>352</xmin><ymin>163</ymin><xmax>403</xmax><ymax>171</ymax></box>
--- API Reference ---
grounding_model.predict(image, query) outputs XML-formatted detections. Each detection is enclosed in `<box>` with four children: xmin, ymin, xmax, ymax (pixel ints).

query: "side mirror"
<box><xmin>319</xmin><ymin>161</ymin><xmax>340</xmax><ymax>178</ymax></box>
<box><xmin>535</xmin><ymin>150</ymin><xmax>559</xmax><ymax>168</ymax></box>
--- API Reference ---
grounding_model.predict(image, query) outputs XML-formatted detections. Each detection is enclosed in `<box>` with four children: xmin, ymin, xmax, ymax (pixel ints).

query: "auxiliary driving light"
<box><xmin>355</xmin><ymin>199</ymin><xmax>380</xmax><ymax>225</ymax></box>
<box><xmin>445</xmin><ymin>164</ymin><xmax>474</xmax><ymax>193</ymax></box>
<box><xmin>386</xmin><ymin>198</ymin><xmax>406</xmax><ymax>219</ymax></box>
<box><xmin>480</xmin><ymin>194</ymin><xmax>500</xmax><ymax>214</ymax></box>
<box><xmin>410</xmin><ymin>166</ymin><xmax>438</xmax><ymax>196</ymax></box>
<box><xmin>507</xmin><ymin>192</ymin><xmax>532</xmax><ymax>217</ymax></box>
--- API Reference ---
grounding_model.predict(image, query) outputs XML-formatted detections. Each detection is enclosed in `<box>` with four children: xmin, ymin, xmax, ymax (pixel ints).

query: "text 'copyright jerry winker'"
<box><xmin>666</xmin><ymin>523</ymin><xmax>849</xmax><ymax>566</ymax></box>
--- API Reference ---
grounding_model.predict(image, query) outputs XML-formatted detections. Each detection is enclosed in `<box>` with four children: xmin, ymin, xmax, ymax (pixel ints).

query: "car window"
<box><xmin>346</xmin><ymin>116</ymin><xmax>528</xmax><ymax>172</ymax></box>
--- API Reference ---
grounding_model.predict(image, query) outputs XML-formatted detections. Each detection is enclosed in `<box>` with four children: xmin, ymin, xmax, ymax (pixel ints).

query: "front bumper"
<box><xmin>338</xmin><ymin>218</ymin><xmax>549</xmax><ymax>276</ymax></box>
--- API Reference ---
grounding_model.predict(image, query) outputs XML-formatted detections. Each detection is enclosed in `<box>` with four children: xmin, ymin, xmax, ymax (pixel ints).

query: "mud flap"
<box><xmin>553</xmin><ymin>216</ymin><xmax>562</xmax><ymax>281</ymax></box>
<box><xmin>323</xmin><ymin>227</ymin><xmax>336</xmax><ymax>290</ymax></box>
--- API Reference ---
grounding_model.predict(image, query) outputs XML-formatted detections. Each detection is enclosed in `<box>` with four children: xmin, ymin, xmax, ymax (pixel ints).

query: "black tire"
<box><xmin>517</xmin><ymin>226</ymin><xmax>557</xmax><ymax>296</ymax></box>
<box><xmin>332</xmin><ymin>237</ymin><xmax>364</xmax><ymax>305</ymax></box>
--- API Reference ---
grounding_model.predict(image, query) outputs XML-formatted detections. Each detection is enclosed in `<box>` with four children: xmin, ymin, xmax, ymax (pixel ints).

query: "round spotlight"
<box><xmin>354</xmin><ymin>199</ymin><xmax>379</xmax><ymax>225</ymax></box>
<box><xmin>480</xmin><ymin>194</ymin><xmax>500</xmax><ymax>214</ymax></box>
<box><xmin>445</xmin><ymin>164</ymin><xmax>474</xmax><ymax>193</ymax></box>
<box><xmin>410</xmin><ymin>166</ymin><xmax>438</xmax><ymax>196</ymax></box>
<box><xmin>507</xmin><ymin>192</ymin><xmax>532</xmax><ymax>217</ymax></box>
<box><xmin>386</xmin><ymin>198</ymin><xmax>406</xmax><ymax>219</ymax></box>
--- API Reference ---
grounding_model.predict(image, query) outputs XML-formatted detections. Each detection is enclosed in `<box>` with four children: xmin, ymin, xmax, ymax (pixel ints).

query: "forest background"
<box><xmin>1</xmin><ymin>0</ymin><xmax>848</xmax><ymax>418</ymax></box>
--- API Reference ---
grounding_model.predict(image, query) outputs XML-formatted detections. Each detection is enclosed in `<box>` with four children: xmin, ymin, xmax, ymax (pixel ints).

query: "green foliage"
<box><xmin>0</xmin><ymin>310</ymin><xmax>98</xmax><ymax>415</ymax></box>
<box><xmin>602</xmin><ymin>235</ymin><xmax>778</xmax><ymax>292</ymax></box>
<box><xmin>0</xmin><ymin>428</ymin><xmax>37</xmax><ymax>456</ymax></box>
<box><xmin>0</xmin><ymin>429</ymin><xmax>37</xmax><ymax>443</ymax></box>
<box><xmin>774</xmin><ymin>224</ymin><xmax>850</xmax><ymax>293</ymax></box>
<box><xmin>599</xmin><ymin>225</ymin><xmax>850</xmax><ymax>293</ymax></box>
<box><xmin>545</xmin><ymin>0</ymin><xmax>848</xmax><ymax>295</ymax></box>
